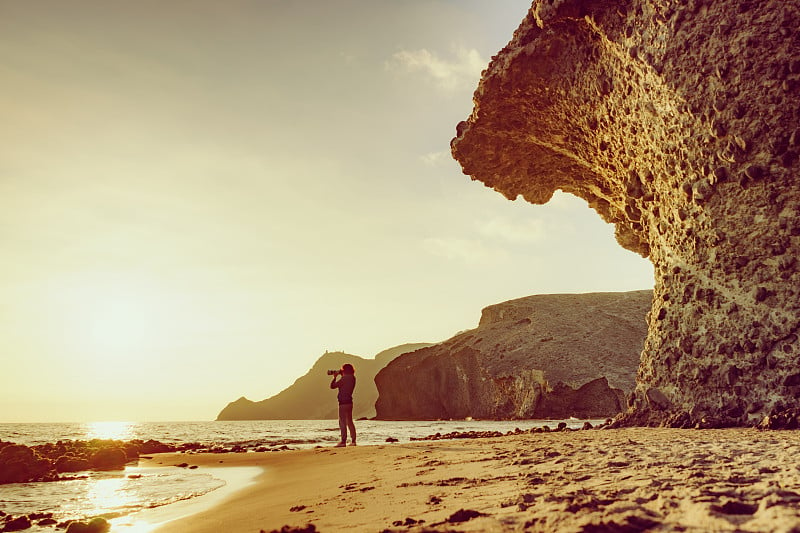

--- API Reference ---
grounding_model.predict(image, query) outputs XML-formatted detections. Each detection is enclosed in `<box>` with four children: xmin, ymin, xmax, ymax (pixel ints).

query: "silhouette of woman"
<box><xmin>330</xmin><ymin>363</ymin><xmax>356</xmax><ymax>447</ymax></box>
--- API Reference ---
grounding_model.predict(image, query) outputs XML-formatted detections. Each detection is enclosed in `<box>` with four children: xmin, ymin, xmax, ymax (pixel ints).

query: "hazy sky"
<box><xmin>1</xmin><ymin>1</ymin><xmax>653</xmax><ymax>423</ymax></box>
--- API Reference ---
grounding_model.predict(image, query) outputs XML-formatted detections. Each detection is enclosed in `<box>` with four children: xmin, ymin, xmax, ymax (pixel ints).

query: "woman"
<box><xmin>330</xmin><ymin>363</ymin><xmax>356</xmax><ymax>447</ymax></box>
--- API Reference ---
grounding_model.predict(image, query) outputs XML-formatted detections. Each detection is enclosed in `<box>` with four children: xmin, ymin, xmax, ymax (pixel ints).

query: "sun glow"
<box><xmin>41</xmin><ymin>271</ymin><xmax>204</xmax><ymax>372</ymax></box>
<box><xmin>53</xmin><ymin>273</ymin><xmax>173</xmax><ymax>355</ymax></box>
<box><xmin>85</xmin><ymin>421</ymin><xmax>135</xmax><ymax>441</ymax></box>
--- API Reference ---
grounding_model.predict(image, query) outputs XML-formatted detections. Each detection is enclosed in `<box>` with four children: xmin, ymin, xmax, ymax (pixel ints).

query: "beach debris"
<box><xmin>501</xmin><ymin>493</ymin><xmax>537</xmax><ymax>511</ymax></box>
<box><xmin>711</xmin><ymin>500</ymin><xmax>759</xmax><ymax>516</ymax></box>
<box><xmin>581</xmin><ymin>514</ymin><xmax>661</xmax><ymax>532</ymax></box>
<box><xmin>411</xmin><ymin>430</ymin><xmax>505</xmax><ymax>441</ymax></box>
<box><xmin>391</xmin><ymin>517</ymin><xmax>424</xmax><ymax>527</ymax></box>
<box><xmin>445</xmin><ymin>509</ymin><xmax>487</xmax><ymax>523</ymax></box>
<box><xmin>262</xmin><ymin>525</ymin><xmax>317</xmax><ymax>533</ymax></box>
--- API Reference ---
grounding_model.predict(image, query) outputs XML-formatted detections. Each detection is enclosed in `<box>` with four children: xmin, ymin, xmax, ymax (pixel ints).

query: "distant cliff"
<box><xmin>216</xmin><ymin>343</ymin><xmax>432</xmax><ymax>420</ymax></box>
<box><xmin>375</xmin><ymin>291</ymin><xmax>651</xmax><ymax>420</ymax></box>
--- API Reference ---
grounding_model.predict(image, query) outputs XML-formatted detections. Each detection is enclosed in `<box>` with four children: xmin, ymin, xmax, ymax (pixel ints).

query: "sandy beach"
<box><xmin>139</xmin><ymin>428</ymin><xmax>800</xmax><ymax>532</ymax></box>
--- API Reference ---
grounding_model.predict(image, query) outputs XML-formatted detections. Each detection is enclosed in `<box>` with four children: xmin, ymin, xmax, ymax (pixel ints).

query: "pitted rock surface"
<box><xmin>451</xmin><ymin>0</ymin><xmax>800</xmax><ymax>426</ymax></box>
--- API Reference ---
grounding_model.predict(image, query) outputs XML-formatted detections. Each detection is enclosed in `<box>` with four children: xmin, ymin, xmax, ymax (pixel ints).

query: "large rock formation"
<box><xmin>216</xmin><ymin>344</ymin><xmax>431</xmax><ymax>421</ymax></box>
<box><xmin>375</xmin><ymin>291</ymin><xmax>650</xmax><ymax>420</ymax></box>
<box><xmin>451</xmin><ymin>1</ymin><xmax>800</xmax><ymax>427</ymax></box>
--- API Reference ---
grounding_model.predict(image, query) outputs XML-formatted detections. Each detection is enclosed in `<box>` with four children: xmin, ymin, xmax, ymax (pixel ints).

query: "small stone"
<box><xmin>711</xmin><ymin>501</ymin><xmax>758</xmax><ymax>515</ymax></box>
<box><xmin>745</xmin><ymin>165</ymin><xmax>764</xmax><ymax>180</ymax></box>
<box><xmin>446</xmin><ymin>509</ymin><xmax>486</xmax><ymax>524</ymax></box>
<box><xmin>4</xmin><ymin>516</ymin><xmax>33</xmax><ymax>532</ymax></box>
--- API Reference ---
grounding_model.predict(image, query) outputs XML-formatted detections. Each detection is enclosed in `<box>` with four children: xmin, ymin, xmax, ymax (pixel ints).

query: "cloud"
<box><xmin>423</xmin><ymin>237</ymin><xmax>507</xmax><ymax>265</ymax></box>
<box><xmin>423</xmin><ymin>216</ymin><xmax>546</xmax><ymax>266</ymax></box>
<box><xmin>477</xmin><ymin>217</ymin><xmax>547</xmax><ymax>245</ymax></box>
<box><xmin>420</xmin><ymin>150</ymin><xmax>450</xmax><ymax>167</ymax></box>
<box><xmin>387</xmin><ymin>46</ymin><xmax>486</xmax><ymax>92</ymax></box>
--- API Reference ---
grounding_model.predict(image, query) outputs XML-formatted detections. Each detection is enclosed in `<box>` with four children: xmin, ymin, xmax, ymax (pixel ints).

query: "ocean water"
<box><xmin>0</xmin><ymin>418</ymin><xmax>599</xmax><ymax>530</ymax></box>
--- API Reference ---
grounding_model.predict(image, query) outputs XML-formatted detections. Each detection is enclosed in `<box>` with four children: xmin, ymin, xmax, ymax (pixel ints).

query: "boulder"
<box><xmin>3</xmin><ymin>515</ymin><xmax>32</xmax><ymax>532</ymax></box>
<box><xmin>137</xmin><ymin>440</ymin><xmax>175</xmax><ymax>454</ymax></box>
<box><xmin>88</xmin><ymin>447</ymin><xmax>127</xmax><ymax>471</ymax></box>
<box><xmin>0</xmin><ymin>443</ymin><xmax>55</xmax><ymax>484</ymax></box>
<box><xmin>55</xmin><ymin>455</ymin><xmax>91</xmax><ymax>473</ymax></box>
<box><xmin>65</xmin><ymin>517</ymin><xmax>110</xmax><ymax>533</ymax></box>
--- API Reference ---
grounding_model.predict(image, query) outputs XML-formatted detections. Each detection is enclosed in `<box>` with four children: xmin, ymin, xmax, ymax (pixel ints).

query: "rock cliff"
<box><xmin>216</xmin><ymin>344</ymin><xmax>431</xmax><ymax>420</ymax></box>
<box><xmin>451</xmin><ymin>0</ymin><xmax>800</xmax><ymax>427</ymax></box>
<box><xmin>374</xmin><ymin>291</ymin><xmax>650</xmax><ymax>420</ymax></box>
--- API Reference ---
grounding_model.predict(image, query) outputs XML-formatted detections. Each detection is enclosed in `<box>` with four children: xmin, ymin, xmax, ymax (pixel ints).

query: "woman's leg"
<box><xmin>347</xmin><ymin>416</ymin><xmax>356</xmax><ymax>444</ymax></box>
<box><xmin>344</xmin><ymin>404</ymin><xmax>356</xmax><ymax>444</ymax></box>
<box><xmin>337</xmin><ymin>404</ymin><xmax>348</xmax><ymax>445</ymax></box>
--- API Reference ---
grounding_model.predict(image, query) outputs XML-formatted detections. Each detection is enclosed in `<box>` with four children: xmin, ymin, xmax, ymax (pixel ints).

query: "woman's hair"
<box><xmin>341</xmin><ymin>363</ymin><xmax>355</xmax><ymax>375</ymax></box>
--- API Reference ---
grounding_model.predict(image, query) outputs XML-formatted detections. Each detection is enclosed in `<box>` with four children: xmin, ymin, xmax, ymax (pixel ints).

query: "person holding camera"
<box><xmin>329</xmin><ymin>364</ymin><xmax>356</xmax><ymax>447</ymax></box>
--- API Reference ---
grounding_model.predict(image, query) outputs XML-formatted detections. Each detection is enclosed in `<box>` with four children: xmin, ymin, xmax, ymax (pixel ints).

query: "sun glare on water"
<box><xmin>85</xmin><ymin>421</ymin><xmax>135</xmax><ymax>441</ymax></box>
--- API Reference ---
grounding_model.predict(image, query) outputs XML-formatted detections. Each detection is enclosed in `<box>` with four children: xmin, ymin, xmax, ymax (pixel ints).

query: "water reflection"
<box><xmin>85</xmin><ymin>421</ymin><xmax>135</xmax><ymax>441</ymax></box>
<box><xmin>85</xmin><ymin>476</ymin><xmax>137</xmax><ymax>515</ymax></box>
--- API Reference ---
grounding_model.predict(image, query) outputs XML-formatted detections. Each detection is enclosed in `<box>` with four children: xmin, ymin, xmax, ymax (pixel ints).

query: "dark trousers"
<box><xmin>338</xmin><ymin>403</ymin><xmax>356</xmax><ymax>443</ymax></box>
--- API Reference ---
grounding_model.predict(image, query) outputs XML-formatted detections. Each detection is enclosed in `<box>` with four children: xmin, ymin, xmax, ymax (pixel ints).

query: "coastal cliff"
<box><xmin>217</xmin><ymin>344</ymin><xmax>431</xmax><ymax>420</ymax></box>
<box><xmin>375</xmin><ymin>291</ymin><xmax>650</xmax><ymax>420</ymax></box>
<box><xmin>451</xmin><ymin>0</ymin><xmax>800</xmax><ymax>427</ymax></box>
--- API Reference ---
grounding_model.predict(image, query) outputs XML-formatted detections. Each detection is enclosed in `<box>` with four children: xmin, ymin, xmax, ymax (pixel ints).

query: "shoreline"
<box><xmin>134</xmin><ymin>427</ymin><xmax>800</xmax><ymax>532</ymax></box>
<box><xmin>110</xmin><ymin>465</ymin><xmax>263</xmax><ymax>532</ymax></box>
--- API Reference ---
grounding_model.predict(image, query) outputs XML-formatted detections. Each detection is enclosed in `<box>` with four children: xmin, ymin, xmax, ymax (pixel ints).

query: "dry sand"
<box><xmin>142</xmin><ymin>428</ymin><xmax>800</xmax><ymax>532</ymax></box>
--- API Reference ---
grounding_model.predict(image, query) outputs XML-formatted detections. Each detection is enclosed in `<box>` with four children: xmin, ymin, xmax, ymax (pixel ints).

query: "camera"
<box><xmin>327</xmin><ymin>369</ymin><xmax>340</xmax><ymax>376</ymax></box>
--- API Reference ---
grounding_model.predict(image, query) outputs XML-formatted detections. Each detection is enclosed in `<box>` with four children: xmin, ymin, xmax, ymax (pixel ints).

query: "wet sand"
<box><xmin>142</xmin><ymin>428</ymin><xmax>800</xmax><ymax>532</ymax></box>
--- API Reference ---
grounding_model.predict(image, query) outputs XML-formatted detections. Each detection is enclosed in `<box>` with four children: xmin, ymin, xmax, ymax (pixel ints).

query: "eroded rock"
<box><xmin>451</xmin><ymin>0</ymin><xmax>800</xmax><ymax>426</ymax></box>
<box><xmin>375</xmin><ymin>291</ymin><xmax>649</xmax><ymax>420</ymax></box>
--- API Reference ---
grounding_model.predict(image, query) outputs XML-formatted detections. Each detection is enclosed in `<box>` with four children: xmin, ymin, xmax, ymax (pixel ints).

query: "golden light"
<box><xmin>85</xmin><ymin>421</ymin><xmax>135</xmax><ymax>441</ymax></box>
<box><xmin>85</xmin><ymin>476</ymin><xmax>135</xmax><ymax>513</ymax></box>
<box><xmin>56</xmin><ymin>273</ymin><xmax>170</xmax><ymax>356</ymax></box>
<box><xmin>43</xmin><ymin>270</ymin><xmax>198</xmax><ymax>373</ymax></box>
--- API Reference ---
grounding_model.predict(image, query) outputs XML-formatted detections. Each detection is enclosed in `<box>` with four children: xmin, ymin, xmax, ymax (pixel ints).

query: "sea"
<box><xmin>0</xmin><ymin>418</ymin><xmax>599</xmax><ymax>531</ymax></box>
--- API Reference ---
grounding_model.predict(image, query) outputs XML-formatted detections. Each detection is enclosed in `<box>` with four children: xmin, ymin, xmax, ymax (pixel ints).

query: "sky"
<box><xmin>0</xmin><ymin>0</ymin><xmax>653</xmax><ymax>423</ymax></box>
